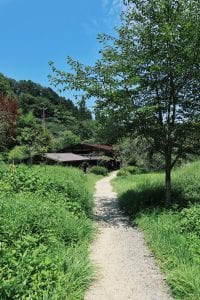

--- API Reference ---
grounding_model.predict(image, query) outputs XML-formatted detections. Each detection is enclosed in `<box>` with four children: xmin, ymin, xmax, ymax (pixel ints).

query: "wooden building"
<box><xmin>44</xmin><ymin>153</ymin><xmax>89</xmax><ymax>164</ymax></box>
<box><xmin>44</xmin><ymin>144</ymin><xmax>119</xmax><ymax>170</ymax></box>
<box><xmin>64</xmin><ymin>144</ymin><xmax>114</xmax><ymax>157</ymax></box>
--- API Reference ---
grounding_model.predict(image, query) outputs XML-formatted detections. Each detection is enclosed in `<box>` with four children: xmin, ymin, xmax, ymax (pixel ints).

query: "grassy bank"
<box><xmin>113</xmin><ymin>162</ymin><xmax>200</xmax><ymax>300</ymax></box>
<box><xmin>85</xmin><ymin>173</ymin><xmax>102</xmax><ymax>196</ymax></box>
<box><xmin>0</xmin><ymin>164</ymin><xmax>99</xmax><ymax>299</ymax></box>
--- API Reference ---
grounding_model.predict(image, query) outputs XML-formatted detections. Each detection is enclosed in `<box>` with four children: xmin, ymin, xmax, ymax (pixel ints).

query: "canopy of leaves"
<box><xmin>50</xmin><ymin>0</ymin><xmax>200</xmax><ymax>204</ymax></box>
<box><xmin>50</xmin><ymin>0</ymin><xmax>200</xmax><ymax>162</ymax></box>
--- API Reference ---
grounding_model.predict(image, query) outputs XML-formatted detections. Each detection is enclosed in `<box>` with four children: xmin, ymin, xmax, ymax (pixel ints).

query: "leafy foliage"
<box><xmin>51</xmin><ymin>129</ymin><xmax>81</xmax><ymax>152</ymax></box>
<box><xmin>50</xmin><ymin>0</ymin><xmax>200</xmax><ymax>205</ymax></box>
<box><xmin>117</xmin><ymin>166</ymin><xmax>143</xmax><ymax>177</ymax></box>
<box><xmin>89</xmin><ymin>165</ymin><xmax>108</xmax><ymax>176</ymax></box>
<box><xmin>8</xmin><ymin>146</ymin><xmax>28</xmax><ymax>162</ymax></box>
<box><xmin>180</xmin><ymin>205</ymin><xmax>200</xmax><ymax>238</ymax></box>
<box><xmin>0</xmin><ymin>73</ymin><xmax>95</xmax><ymax>156</ymax></box>
<box><xmin>0</xmin><ymin>165</ymin><xmax>96</xmax><ymax>299</ymax></box>
<box><xmin>0</xmin><ymin>73</ymin><xmax>14</xmax><ymax>97</ymax></box>
<box><xmin>15</xmin><ymin>112</ymin><xmax>52</xmax><ymax>159</ymax></box>
<box><xmin>115</xmin><ymin>137</ymin><xmax>165</xmax><ymax>172</ymax></box>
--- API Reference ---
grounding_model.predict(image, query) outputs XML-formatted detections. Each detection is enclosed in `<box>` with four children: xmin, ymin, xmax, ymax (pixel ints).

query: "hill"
<box><xmin>0</xmin><ymin>72</ymin><xmax>96</xmax><ymax>157</ymax></box>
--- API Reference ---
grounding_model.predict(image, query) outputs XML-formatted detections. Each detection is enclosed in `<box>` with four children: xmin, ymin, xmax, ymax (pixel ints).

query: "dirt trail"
<box><xmin>85</xmin><ymin>172</ymin><xmax>173</xmax><ymax>300</ymax></box>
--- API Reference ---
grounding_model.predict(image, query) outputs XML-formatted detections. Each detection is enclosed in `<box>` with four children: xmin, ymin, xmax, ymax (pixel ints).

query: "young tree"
<box><xmin>51</xmin><ymin>129</ymin><xmax>80</xmax><ymax>151</ymax></box>
<box><xmin>17</xmin><ymin>112</ymin><xmax>52</xmax><ymax>161</ymax></box>
<box><xmin>50</xmin><ymin>0</ymin><xmax>200</xmax><ymax>205</ymax></box>
<box><xmin>115</xmin><ymin>137</ymin><xmax>165</xmax><ymax>171</ymax></box>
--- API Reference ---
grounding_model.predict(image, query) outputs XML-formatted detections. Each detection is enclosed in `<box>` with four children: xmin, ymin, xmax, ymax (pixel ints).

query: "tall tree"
<box><xmin>50</xmin><ymin>0</ymin><xmax>200</xmax><ymax>205</ymax></box>
<box><xmin>0</xmin><ymin>73</ymin><xmax>14</xmax><ymax>98</ymax></box>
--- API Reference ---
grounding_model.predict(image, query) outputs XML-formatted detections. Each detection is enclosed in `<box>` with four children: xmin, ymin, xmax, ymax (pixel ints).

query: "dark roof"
<box><xmin>59</xmin><ymin>144</ymin><xmax>115</xmax><ymax>156</ymax></box>
<box><xmin>86</xmin><ymin>144</ymin><xmax>114</xmax><ymax>152</ymax></box>
<box><xmin>44</xmin><ymin>153</ymin><xmax>90</xmax><ymax>162</ymax></box>
<box><xmin>88</xmin><ymin>155</ymin><xmax>113</xmax><ymax>161</ymax></box>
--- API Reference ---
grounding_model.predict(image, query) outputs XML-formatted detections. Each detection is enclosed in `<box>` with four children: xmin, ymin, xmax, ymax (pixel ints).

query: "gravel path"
<box><xmin>85</xmin><ymin>172</ymin><xmax>173</xmax><ymax>300</ymax></box>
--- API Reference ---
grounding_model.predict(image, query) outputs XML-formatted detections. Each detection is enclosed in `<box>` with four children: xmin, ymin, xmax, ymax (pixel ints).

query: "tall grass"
<box><xmin>113</xmin><ymin>161</ymin><xmax>200</xmax><ymax>300</ymax></box>
<box><xmin>113</xmin><ymin>161</ymin><xmax>200</xmax><ymax>217</ymax></box>
<box><xmin>85</xmin><ymin>173</ymin><xmax>103</xmax><ymax>196</ymax></box>
<box><xmin>0</xmin><ymin>164</ymin><xmax>99</xmax><ymax>299</ymax></box>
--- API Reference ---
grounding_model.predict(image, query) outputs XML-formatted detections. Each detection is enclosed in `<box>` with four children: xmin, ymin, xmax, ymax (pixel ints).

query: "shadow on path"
<box><xmin>93</xmin><ymin>193</ymin><xmax>131</xmax><ymax>228</ymax></box>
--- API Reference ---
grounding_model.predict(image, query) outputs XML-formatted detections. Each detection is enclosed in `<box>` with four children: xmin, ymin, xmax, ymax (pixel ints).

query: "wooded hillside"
<box><xmin>0</xmin><ymin>72</ymin><xmax>95</xmax><ymax>158</ymax></box>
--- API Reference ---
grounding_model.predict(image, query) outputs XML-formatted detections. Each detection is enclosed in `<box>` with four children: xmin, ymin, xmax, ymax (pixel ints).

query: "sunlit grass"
<box><xmin>112</xmin><ymin>161</ymin><xmax>200</xmax><ymax>299</ymax></box>
<box><xmin>0</xmin><ymin>164</ymin><xmax>101</xmax><ymax>299</ymax></box>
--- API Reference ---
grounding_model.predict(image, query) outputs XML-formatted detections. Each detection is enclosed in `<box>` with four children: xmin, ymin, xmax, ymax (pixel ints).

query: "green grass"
<box><xmin>0</xmin><ymin>164</ymin><xmax>100</xmax><ymax>299</ymax></box>
<box><xmin>113</xmin><ymin>161</ymin><xmax>200</xmax><ymax>216</ymax></box>
<box><xmin>112</xmin><ymin>161</ymin><xmax>200</xmax><ymax>300</ymax></box>
<box><xmin>85</xmin><ymin>173</ymin><xmax>103</xmax><ymax>196</ymax></box>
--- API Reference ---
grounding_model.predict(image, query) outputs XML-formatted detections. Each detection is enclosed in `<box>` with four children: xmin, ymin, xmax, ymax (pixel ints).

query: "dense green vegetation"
<box><xmin>50</xmin><ymin>0</ymin><xmax>200</xmax><ymax>205</ymax></box>
<box><xmin>113</xmin><ymin>161</ymin><xmax>200</xmax><ymax>299</ymax></box>
<box><xmin>85</xmin><ymin>173</ymin><xmax>103</xmax><ymax>196</ymax></box>
<box><xmin>1</xmin><ymin>0</ymin><xmax>199</xmax><ymax>296</ymax></box>
<box><xmin>89</xmin><ymin>166</ymin><xmax>108</xmax><ymax>176</ymax></box>
<box><xmin>0</xmin><ymin>72</ymin><xmax>96</xmax><ymax>159</ymax></box>
<box><xmin>0</xmin><ymin>164</ymin><xmax>99</xmax><ymax>299</ymax></box>
<box><xmin>117</xmin><ymin>166</ymin><xmax>144</xmax><ymax>177</ymax></box>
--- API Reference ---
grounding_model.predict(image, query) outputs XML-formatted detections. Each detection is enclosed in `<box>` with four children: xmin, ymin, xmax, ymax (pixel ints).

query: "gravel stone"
<box><xmin>85</xmin><ymin>172</ymin><xmax>173</xmax><ymax>300</ymax></box>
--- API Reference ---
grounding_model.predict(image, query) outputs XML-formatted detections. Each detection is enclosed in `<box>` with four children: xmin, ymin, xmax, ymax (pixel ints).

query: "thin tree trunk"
<box><xmin>165</xmin><ymin>149</ymin><xmax>172</xmax><ymax>207</ymax></box>
<box><xmin>164</xmin><ymin>142</ymin><xmax>173</xmax><ymax>207</ymax></box>
<box><xmin>165</xmin><ymin>167</ymin><xmax>171</xmax><ymax>207</ymax></box>
<box><xmin>10</xmin><ymin>159</ymin><xmax>15</xmax><ymax>175</ymax></box>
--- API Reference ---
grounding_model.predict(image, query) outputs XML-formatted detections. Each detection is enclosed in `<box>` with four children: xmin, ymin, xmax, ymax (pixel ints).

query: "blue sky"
<box><xmin>0</xmin><ymin>0</ymin><xmax>122</xmax><ymax>101</ymax></box>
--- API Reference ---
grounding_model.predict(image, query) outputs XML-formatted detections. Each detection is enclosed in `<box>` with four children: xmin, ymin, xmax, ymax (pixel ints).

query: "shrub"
<box><xmin>8</xmin><ymin>167</ymin><xmax>42</xmax><ymax>192</ymax></box>
<box><xmin>1</xmin><ymin>165</ymin><xmax>93</xmax><ymax>217</ymax></box>
<box><xmin>117</xmin><ymin>165</ymin><xmax>143</xmax><ymax>177</ymax></box>
<box><xmin>180</xmin><ymin>205</ymin><xmax>200</xmax><ymax>237</ymax></box>
<box><xmin>89</xmin><ymin>165</ymin><xmax>108</xmax><ymax>176</ymax></box>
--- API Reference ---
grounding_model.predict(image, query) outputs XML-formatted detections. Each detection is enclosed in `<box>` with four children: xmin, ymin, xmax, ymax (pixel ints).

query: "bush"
<box><xmin>8</xmin><ymin>167</ymin><xmax>42</xmax><ymax>193</ymax></box>
<box><xmin>1</xmin><ymin>165</ymin><xmax>93</xmax><ymax>217</ymax></box>
<box><xmin>180</xmin><ymin>205</ymin><xmax>200</xmax><ymax>237</ymax></box>
<box><xmin>115</xmin><ymin>137</ymin><xmax>165</xmax><ymax>172</ymax></box>
<box><xmin>89</xmin><ymin>165</ymin><xmax>108</xmax><ymax>176</ymax></box>
<box><xmin>117</xmin><ymin>165</ymin><xmax>143</xmax><ymax>177</ymax></box>
<box><xmin>0</xmin><ymin>165</ymin><xmax>95</xmax><ymax>299</ymax></box>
